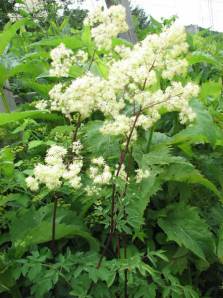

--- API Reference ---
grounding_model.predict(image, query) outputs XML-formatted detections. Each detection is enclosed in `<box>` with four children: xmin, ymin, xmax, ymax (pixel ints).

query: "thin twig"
<box><xmin>124</xmin><ymin>233</ymin><xmax>128</xmax><ymax>298</ymax></box>
<box><xmin>116</xmin><ymin>235</ymin><xmax>120</xmax><ymax>258</ymax></box>
<box><xmin>88</xmin><ymin>49</ymin><xmax>96</xmax><ymax>71</ymax></box>
<box><xmin>72</xmin><ymin>113</ymin><xmax>81</xmax><ymax>143</ymax></box>
<box><xmin>147</xmin><ymin>127</ymin><xmax>154</xmax><ymax>152</ymax></box>
<box><xmin>122</xmin><ymin>181</ymin><xmax>129</xmax><ymax>298</ymax></box>
<box><xmin>51</xmin><ymin>194</ymin><xmax>58</xmax><ymax>256</ymax></box>
<box><xmin>96</xmin><ymin>233</ymin><xmax>113</xmax><ymax>269</ymax></box>
<box><xmin>133</xmin><ymin>92</ymin><xmax>184</xmax><ymax>116</ymax></box>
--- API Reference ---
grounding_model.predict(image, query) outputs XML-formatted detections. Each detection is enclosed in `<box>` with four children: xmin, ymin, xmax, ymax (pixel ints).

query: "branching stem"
<box><xmin>96</xmin><ymin>109</ymin><xmax>141</xmax><ymax>269</ymax></box>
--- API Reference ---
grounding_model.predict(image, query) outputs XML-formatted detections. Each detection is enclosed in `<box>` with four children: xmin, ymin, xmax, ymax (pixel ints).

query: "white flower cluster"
<box><xmin>72</xmin><ymin>140</ymin><xmax>83</xmax><ymax>155</ymax></box>
<box><xmin>99</xmin><ymin>22</ymin><xmax>199</xmax><ymax>136</ymax></box>
<box><xmin>49</xmin><ymin>43</ymin><xmax>75</xmax><ymax>78</ymax></box>
<box><xmin>26</xmin><ymin>144</ymin><xmax>83</xmax><ymax>191</ymax></box>
<box><xmin>75</xmin><ymin>50</ymin><xmax>88</xmax><ymax>65</ymax></box>
<box><xmin>101</xmin><ymin>80</ymin><xmax>199</xmax><ymax>136</ymax></box>
<box><xmin>135</xmin><ymin>169</ymin><xmax>150</xmax><ymax>183</ymax></box>
<box><xmin>49</xmin><ymin>72</ymin><xmax>121</xmax><ymax>118</ymax></box>
<box><xmin>89</xmin><ymin>157</ymin><xmax>112</xmax><ymax>185</ymax></box>
<box><xmin>101</xmin><ymin>115</ymin><xmax>132</xmax><ymax>136</ymax></box>
<box><xmin>85</xmin><ymin>185</ymin><xmax>100</xmax><ymax>197</ymax></box>
<box><xmin>109</xmin><ymin>24</ymin><xmax>188</xmax><ymax>92</ymax></box>
<box><xmin>8</xmin><ymin>0</ymin><xmax>47</xmax><ymax>22</ymax></box>
<box><xmin>84</xmin><ymin>5</ymin><xmax>128</xmax><ymax>50</ymax></box>
<box><xmin>54</xmin><ymin>0</ymin><xmax>82</xmax><ymax>17</ymax></box>
<box><xmin>62</xmin><ymin>160</ymin><xmax>83</xmax><ymax>189</ymax></box>
<box><xmin>49</xmin><ymin>44</ymin><xmax>88</xmax><ymax>77</ymax></box>
<box><xmin>48</xmin><ymin>7</ymin><xmax>199</xmax><ymax>140</ymax></box>
<box><xmin>35</xmin><ymin>100</ymin><xmax>48</xmax><ymax>110</ymax></box>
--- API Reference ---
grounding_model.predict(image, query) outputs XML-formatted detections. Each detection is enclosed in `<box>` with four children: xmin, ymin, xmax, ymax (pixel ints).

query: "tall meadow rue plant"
<box><xmin>23</xmin><ymin>4</ymin><xmax>205</xmax><ymax>296</ymax></box>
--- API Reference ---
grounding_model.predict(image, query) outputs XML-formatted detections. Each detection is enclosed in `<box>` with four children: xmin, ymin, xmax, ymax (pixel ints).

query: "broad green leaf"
<box><xmin>136</xmin><ymin>145</ymin><xmax>222</xmax><ymax>200</ymax></box>
<box><xmin>139</xmin><ymin>146</ymin><xmax>182</xmax><ymax>167</ymax></box>
<box><xmin>30</xmin><ymin>35</ymin><xmax>83</xmax><ymax>50</ymax></box>
<box><xmin>0</xmin><ymin>64</ymin><xmax>8</xmax><ymax>87</ymax></box>
<box><xmin>200</xmin><ymin>81</ymin><xmax>221</xmax><ymax>101</ymax></box>
<box><xmin>0</xmin><ymin>111</ymin><xmax>64</xmax><ymax>126</ymax></box>
<box><xmin>134</xmin><ymin>282</ymin><xmax>157</xmax><ymax>298</ymax></box>
<box><xmin>112</xmin><ymin>37</ymin><xmax>132</xmax><ymax>48</ymax></box>
<box><xmin>0</xmin><ymin>193</ymin><xmax>29</xmax><ymax>208</ymax></box>
<box><xmin>8</xmin><ymin>61</ymin><xmax>46</xmax><ymax>78</ymax></box>
<box><xmin>81</xmin><ymin>121</ymin><xmax>121</xmax><ymax>160</ymax></box>
<box><xmin>9</xmin><ymin>206</ymin><xmax>99</xmax><ymax>256</ymax></box>
<box><xmin>162</xmin><ymin>160</ymin><xmax>222</xmax><ymax>200</ymax></box>
<box><xmin>171</xmin><ymin>100</ymin><xmax>223</xmax><ymax>146</ymax></box>
<box><xmin>95</xmin><ymin>58</ymin><xmax>109</xmax><ymax>79</ymax></box>
<box><xmin>165</xmin><ymin>247</ymin><xmax>188</xmax><ymax>275</ymax></box>
<box><xmin>69</xmin><ymin>64</ymin><xmax>84</xmax><ymax>78</ymax></box>
<box><xmin>158</xmin><ymin>203</ymin><xmax>215</xmax><ymax>261</ymax></box>
<box><xmin>81</xmin><ymin>26</ymin><xmax>92</xmax><ymax>46</ymax></box>
<box><xmin>126</xmin><ymin>177</ymin><xmax>161</xmax><ymax>232</ymax></box>
<box><xmin>28</xmin><ymin>140</ymin><xmax>44</xmax><ymax>150</ymax></box>
<box><xmin>23</xmin><ymin>222</ymin><xmax>99</xmax><ymax>251</ymax></box>
<box><xmin>187</xmin><ymin>51</ymin><xmax>220</xmax><ymax>68</ymax></box>
<box><xmin>21</xmin><ymin>80</ymin><xmax>53</xmax><ymax>96</ymax></box>
<box><xmin>0</xmin><ymin>19</ymin><xmax>28</xmax><ymax>55</ymax></box>
<box><xmin>0</xmin><ymin>147</ymin><xmax>14</xmax><ymax>177</ymax></box>
<box><xmin>181</xmin><ymin>285</ymin><xmax>200</xmax><ymax>298</ymax></box>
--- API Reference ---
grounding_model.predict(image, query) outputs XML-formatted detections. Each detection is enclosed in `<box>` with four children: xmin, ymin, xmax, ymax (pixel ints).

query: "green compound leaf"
<box><xmin>158</xmin><ymin>203</ymin><xmax>215</xmax><ymax>261</ymax></box>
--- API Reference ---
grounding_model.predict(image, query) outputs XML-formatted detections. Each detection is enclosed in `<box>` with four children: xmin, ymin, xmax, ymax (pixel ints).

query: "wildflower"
<box><xmin>25</xmin><ymin>176</ymin><xmax>39</xmax><ymax>191</ymax></box>
<box><xmin>26</xmin><ymin>145</ymin><xmax>83</xmax><ymax>191</ymax></box>
<box><xmin>84</xmin><ymin>5</ymin><xmax>128</xmax><ymax>50</ymax></box>
<box><xmin>35</xmin><ymin>100</ymin><xmax>48</xmax><ymax>110</ymax></box>
<box><xmin>90</xmin><ymin>157</ymin><xmax>112</xmax><ymax>185</ymax></box>
<box><xmin>135</xmin><ymin>169</ymin><xmax>151</xmax><ymax>183</ymax></box>
<box><xmin>49</xmin><ymin>43</ymin><xmax>75</xmax><ymax>77</ymax></box>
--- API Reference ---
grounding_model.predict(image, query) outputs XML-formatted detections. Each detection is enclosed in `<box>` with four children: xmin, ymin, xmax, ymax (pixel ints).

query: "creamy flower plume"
<box><xmin>84</xmin><ymin>5</ymin><xmax>128</xmax><ymax>50</ymax></box>
<box><xmin>43</xmin><ymin>7</ymin><xmax>200</xmax><ymax>195</ymax></box>
<box><xmin>48</xmin><ymin>12</ymin><xmax>199</xmax><ymax>131</ymax></box>
<box><xmin>49</xmin><ymin>44</ymin><xmax>88</xmax><ymax>77</ymax></box>
<box><xmin>26</xmin><ymin>144</ymin><xmax>83</xmax><ymax>191</ymax></box>
<box><xmin>89</xmin><ymin>157</ymin><xmax>112</xmax><ymax>185</ymax></box>
<box><xmin>8</xmin><ymin>0</ymin><xmax>47</xmax><ymax>22</ymax></box>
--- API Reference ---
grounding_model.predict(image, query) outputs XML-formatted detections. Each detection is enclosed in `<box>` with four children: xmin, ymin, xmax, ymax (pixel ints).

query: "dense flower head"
<box><xmin>44</xmin><ymin>145</ymin><xmax>67</xmax><ymax>166</ymax></box>
<box><xmin>33</xmin><ymin>162</ymin><xmax>65</xmax><ymax>190</ymax></box>
<box><xmin>35</xmin><ymin>100</ymin><xmax>48</xmax><ymax>110</ymax></box>
<box><xmin>62</xmin><ymin>160</ymin><xmax>83</xmax><ymax>189</ymax></box>
<box><xmin>84</xmin><ymin>5</ymin><xmax>128</xmax><ymax>50</ymax></box>
<box><xmin>8</xmin><ymin>0</ymin><xmax>47</xmax><ymax>22</ymax></box>
<box><xmin>21</xmin><ymin>0</ymin><xmax>45</xmax><ymax>13</ymax></box>
<box><xmin>49</xmin><ymin>72</ymin><xmax>119</xmax><ymax>118</ymax></box>
<box><xmin>48</xmin><ymin>6</ymin><xmax>199</xmax><ymax>142</ymax></box>
<box><xmin>49</xmin><ymin>43</ymin><xmax>75</xmax><ymax>77</ymax></box>
<box><xmin>26</xmin><ymin>144</ymin><xmax>83</xmax><ymax>191</ymax></box>
<box><xmin>49</xmin><ymin>44</ymin><xmax>89</xmax><ymax>77</ymax></box>
<box><xmin>110</xmin><ymin>24</ymin><xmax>189</xmax><ymax>94</ymax></box>
<box><xmin>72</xmin><ymin>141</ymin><xmax>83</xmax><ymax>155</ymax></box>
<box><xmin>89</xmin><ymin>157</ymin><xmax>112</xmax><ymax>185</ymax></box>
